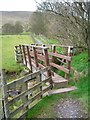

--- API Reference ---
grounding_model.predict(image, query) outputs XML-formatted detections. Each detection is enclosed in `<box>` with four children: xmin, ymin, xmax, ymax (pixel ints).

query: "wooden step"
<box><xmin>48</xmin><ymin>86</ymin><xmax>77</xmax><ymax>95</ymax></box>
<box><xmin>52</xmin><ymin>73</ymin><xmax>68</xmax><ymax>88</ymax></box>
<box><xmin>52</xmin><ymin>75</ymin><xmax>68</xmax><ymax>83</ymax></box>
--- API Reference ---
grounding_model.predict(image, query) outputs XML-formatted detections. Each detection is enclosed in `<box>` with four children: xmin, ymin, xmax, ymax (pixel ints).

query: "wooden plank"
<box><xmin>6</xmin><ymin>71</ymin><xmax>40</xmax><ymax>88</ymax></box>
<box><xmin>42</xmin><ymin>85</ymin><xmax>51</xmax><ymax>93</ymax></box>
<box><xmin>48</xmin><ymin>86</ymin><xmax>77</xmax><ymax>95</ymax></box>
<box><xmin>17</xmin><ymin>99</ymin><xmax>42</xmax><ymax>120</ymax></box>
<box><xmin>33</xmin><ymin>47</ymin><xmax>39</xmax><ymax>68</ymax></box>
<box><xmin>42</xmin><ymin>77</ymin><xmax>52</xmax><ymax>83</ymax></box>
<box><xmin>6</xmin><ymin>67</ymin><xmax>51</xmax><ymax>89</ymax></box>
<box><xmin>14</xmin><ymin>53</ymin><xmax>23</xmax><ymax>56</ymax></box>
<box><xmin>37</xmin><ymin>54</ymin><xmax>45</xmax><ymax>62</ymax></box>
<box><xmin>22</xmin><ymin>45</ymin><xmax>27</xmax><ymax>66</ymax></box>
<box><xmin>30</xmin><ymin>52</ymin><xmax>34</xmax><ymax>57</ymax></box>
<box><xmin>49</xmin><ymin>52</ymin><xmax>71</xmax><ymax>61</ymax></box>
<box><xmin>44</xmin><ymin>49</ymin><xmax>53</xmax><ymax>86</ymax></box>
<box><xmin>7</xmin><ymin>82</ymin><xmax>41</xmax><ymax>106</ymax></box>
<box><xmin>31</xmin><ymin>59</ymin><xmax>45</xmax><ymax>68</ymax></box>
<box><xmin>9</xmin><ymin>91</ymin><xmax>42</xmax><ymax>118</ymax></box>
<box><xmin>2</xmin><ymin>70</ymin><xmax>10</xmax><ymax>118</ymax></box>
<box><xmin>50</xmin><ymin>62</ymin><xmax>69</xmax><ymax>74</ymax></box>
<box><xmin>30</xmin><ymin>52</ymin><xmax>45</xmax><ymax>62</ymax></box>
<box><xmin>52</xmin><ymin>77</ymin><xmax>68</xmax><ymax>83</ymax></box>
<box><xmin>26</xmin><ymin>46</ymin><xmax>32</xmax><ymax>71</ymax></box>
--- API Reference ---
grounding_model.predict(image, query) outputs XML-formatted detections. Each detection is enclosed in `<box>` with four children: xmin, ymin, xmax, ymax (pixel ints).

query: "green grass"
<box><xmin>26</xmin><ymin>94</ymin><xmax>65</xmax><ymax>118</ymax></box>
<box><xmin>35</xmin><ymin>34</ymin><xmax>59</xmax><ymax>45</ymax></box>
<box><xmin>69</xmin><ymin>75</ymin><xmax>88</xmax><ymax>113</ymax></box>
<box><xmin>1</xmin><ymin>35</ymin><xmax>33</xmax><ymax>72</ymax></box>
<box><xmin>69</xmin><ymin>51</ymin><xmax>88</xmax><ymax>113</ymax></box>
<box><xmin>71</xmin><ymin>51</ymin><xmax>88</xmax><ymax>72</ymax></box>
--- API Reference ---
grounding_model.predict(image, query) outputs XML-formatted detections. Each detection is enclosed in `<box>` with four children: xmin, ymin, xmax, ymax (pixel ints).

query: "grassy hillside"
<box><xmin>1</xmin><ymin>35</ymin><xmax>33</xmax><ymax>72</ymax></box>
<box><xmin>0</xmin><ymin>11</ymin><xmax>32</xmax><ymax>28</ymax></box>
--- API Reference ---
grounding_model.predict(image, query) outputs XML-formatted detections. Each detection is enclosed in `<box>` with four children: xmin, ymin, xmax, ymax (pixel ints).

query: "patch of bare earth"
<box><xmin>37</xmin><ymin>97</ymin><xmax>88</xmax><ymax>118</ymax></box>
<box><xmin>54</xmin><ymin>98</ymin><xmax>88</xmax><ymax>118</ymax></box>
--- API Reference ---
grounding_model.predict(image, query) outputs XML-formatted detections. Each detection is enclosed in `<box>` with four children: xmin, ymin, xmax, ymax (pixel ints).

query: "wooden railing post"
<box><xmin>33</xmin><ymin>47</ymin><xmax>39</xmax><ymax>69</ymax></box>
<box><xmin>2</xmin><ymin>69</ymin><xmax>9</xmax><ymax>118</ymax></box>
<box><xmin>52</xmin><ymin>45</ymin><xmax>56</xmax><ymax>53</ymax></box>
<box><xmin>26</xmin><ymin>46</ymin><xmax>32</xmax><ymax>72</ymax></box>
<box><xmin>22</xmin><ymin>45</ymin><xmax>27</xmax><ymax>66</ymax></box>
<box><xmin>52</xmin><ymin>45</ymin><xmax>56</xmax><ymax>62</ymax></box>
<box><xmin>68</xmin><ymin>46</ymin><xmax>73</xmax><ymax>57</ymax></box>
<box><xmin>44</xmin><ymin>48</ymin><xmax>53</xmax><ymax>88</ymax></box>
<box><xmin>42</xmin><ymin>44</ymin><xmax>45</xmax><ymax>55</ymax></box>
<box><xmin>14</xmin><ymin>46</ymin><xmax>17</xmax><ymax>62</ymax></box>
<box><xmin>19</xmin><ymin>44</ymin><xmax>23</xmax><ymax>63</ymax></box>
<box><xmin>65</xmin><ymin>46</ymin><xmax>73</xmax><ymax>78</ymax></box>
<box><xmin>67</xmin><ymin>46</ymin><xmax>73</xmax><ymax>69</ymax></box>
<box><xmin>22</xmin><ymin>81</ymin><xmax>28</xmax><ymax>110</ymax></box>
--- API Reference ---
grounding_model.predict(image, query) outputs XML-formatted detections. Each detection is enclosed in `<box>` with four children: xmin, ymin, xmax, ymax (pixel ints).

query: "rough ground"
<box><xmin>54</xmin><ymin>97</ymin><xmax>88</xmax><ymax>118</ymax></box>
<box><xmin>37</xmin><ymin>97</ymin><xmax>88</xmax><ymax>118</ymax></box>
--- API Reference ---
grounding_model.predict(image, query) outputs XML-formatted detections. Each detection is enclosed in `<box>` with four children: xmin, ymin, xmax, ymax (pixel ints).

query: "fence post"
<box><xmin>2</xmin><ymin>69</ymin><xmax>9</xmax><ymax>118</ymax></box>
<box><xmin>19</xmin><ymin>44</ymin><xmax>23</xmax><ymax>63</ymax></box>
<box><xmin>36</xmin><ymin>72</ymin><xmax>42</xmax><ymax>98</ymax></box>
<box><xmin>33</xmin><ymin>47</ymin><xmax>39</xmax><ymax>69</ymax></box>
<box><xmin>22</xmin><ymin>45</ymin><xmax>27</xmax><ymax>66</ymax></box>
<box><xmin>14</xmin><ymin>46</ymin><xmax>18</xmax><ymax>63</ymax></box>
<box><xmin>26</xmin><ymin>46</ymin><xmax>32</xmax><ymax>72</ymax></box>
<box><xmin>42</xmin><ymin>44</ymin><xmax>45</xmax><ymax>55</ymax></box>
<box><xmin>43</xmin><ymin>48</ymin><xmax>53</xmax><ymax>88</ymax></box>
<box><xmin>68</xmin><ymin>46</ymin><xmax>73</xmax><ymax>57</ymax></box>
<box><xmin>65</xmin><ymin>46</ymin><xmax>73</xmax><ymax>78</ymax></box>
<box><xmin>52</xmin><ymin>45</ymin><xmax>56</xmax><ymax>62</ymax></box>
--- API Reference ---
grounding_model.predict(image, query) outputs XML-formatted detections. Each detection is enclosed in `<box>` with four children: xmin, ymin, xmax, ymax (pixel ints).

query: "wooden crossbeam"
<box><xmin>50</xmin><ymin>62</ymin><xmax>69</xmax><ymax>74</ymax></box>
<box><xmin>49</xmin><ymin>52</ymin><xmax>71</xmax><ymax>61</ymax></box>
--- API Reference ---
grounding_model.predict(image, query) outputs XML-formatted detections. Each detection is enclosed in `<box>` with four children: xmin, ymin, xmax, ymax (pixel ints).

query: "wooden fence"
<box><xmin>1</xmin><ymin>66</ymin><xmax>52</xmax><ymax>119</ymax></box>
<box><xmin>0</xmin><ymin>71</ymin><xmax>5</xmax><ymax>120</ymax></box>
<box><xmin>14</xmin><ymin>44</ymin><xmax>73</xmax><ymax>79</ymax></box>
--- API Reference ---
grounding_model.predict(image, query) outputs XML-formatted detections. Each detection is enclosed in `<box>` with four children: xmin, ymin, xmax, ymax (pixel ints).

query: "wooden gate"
<box><xmin>1</xmin><ymin>67</ymin><xmax>52</xmax><ymax>119</ymax></box>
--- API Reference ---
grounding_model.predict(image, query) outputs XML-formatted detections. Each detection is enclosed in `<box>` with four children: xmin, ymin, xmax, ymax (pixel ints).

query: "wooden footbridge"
<box><xmin>14</xmin><ymin>44</ymin><xmax>76</xmax><ymax>95</ymax></box>
<box><xmin>0</xmin><ymin>44</ymin><xmax>77</xmax><ymax>119</ymax></box>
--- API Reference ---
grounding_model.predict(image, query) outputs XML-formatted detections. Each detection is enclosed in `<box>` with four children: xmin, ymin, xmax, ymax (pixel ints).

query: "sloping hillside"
<box><xmin>0</xmin><ymin>11</ymin><xmax>32</xmax><ymax>27</ymax></box>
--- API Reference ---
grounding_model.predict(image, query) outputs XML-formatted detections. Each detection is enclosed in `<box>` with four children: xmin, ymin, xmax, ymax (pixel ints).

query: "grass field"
<box><xmin>1</xmin><ymin>35</ymin><xmax>33</xmax><ymax>72</ymax></box>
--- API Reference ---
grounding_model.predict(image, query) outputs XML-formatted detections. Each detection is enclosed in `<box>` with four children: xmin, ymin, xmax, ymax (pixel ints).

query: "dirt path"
<box><xmin>54</xmin><ymin>97</ymin><xmax>88</xmax><ymax>118</ymax></box>
<box><xmin>37</xmin><ymin>97</ymin><xmax>88</xmax><ymax>118</ymax></box>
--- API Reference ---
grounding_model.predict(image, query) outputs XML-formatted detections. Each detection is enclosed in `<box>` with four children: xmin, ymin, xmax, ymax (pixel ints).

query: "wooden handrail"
<box><xmin>49</xmin><ymin>52</ymin><xmax>71</xmax><ymax>61</ymax></box>
<box><xmin>50</xmin><ymin>62</ymin><xmax>70</xmax><ymax>74</ymax></box>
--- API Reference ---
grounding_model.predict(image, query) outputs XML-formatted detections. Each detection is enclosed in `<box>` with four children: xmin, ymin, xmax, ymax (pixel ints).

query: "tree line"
<box><xmin>2</xmin><ymin>21</ymin><xmax>23</xmax><ymax>34</ymax></box>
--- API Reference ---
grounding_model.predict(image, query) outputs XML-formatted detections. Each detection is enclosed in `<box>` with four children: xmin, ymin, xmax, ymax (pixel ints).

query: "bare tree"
<box><xmin>35</xmin><ymin>0</ymin><xmax>90</xmax><ymax>60</ymax></box>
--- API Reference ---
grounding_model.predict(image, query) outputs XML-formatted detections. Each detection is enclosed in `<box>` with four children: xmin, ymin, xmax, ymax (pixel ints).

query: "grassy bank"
<box><xmin>1</xmin><ymin>35</ymin><xmax>33</xmax><ymax>72</ymax></box>
<box><xmin>69</xmin><ymin>51</ymin><xmax>88</xmax><ymax>113</ymax></box>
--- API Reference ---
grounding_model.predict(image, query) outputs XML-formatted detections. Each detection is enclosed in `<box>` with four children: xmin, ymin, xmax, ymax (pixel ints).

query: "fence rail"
<box><xmin>2</xmin><ymin>66</ymin><xmax>52</xmax><ymax>119</ymax></box>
